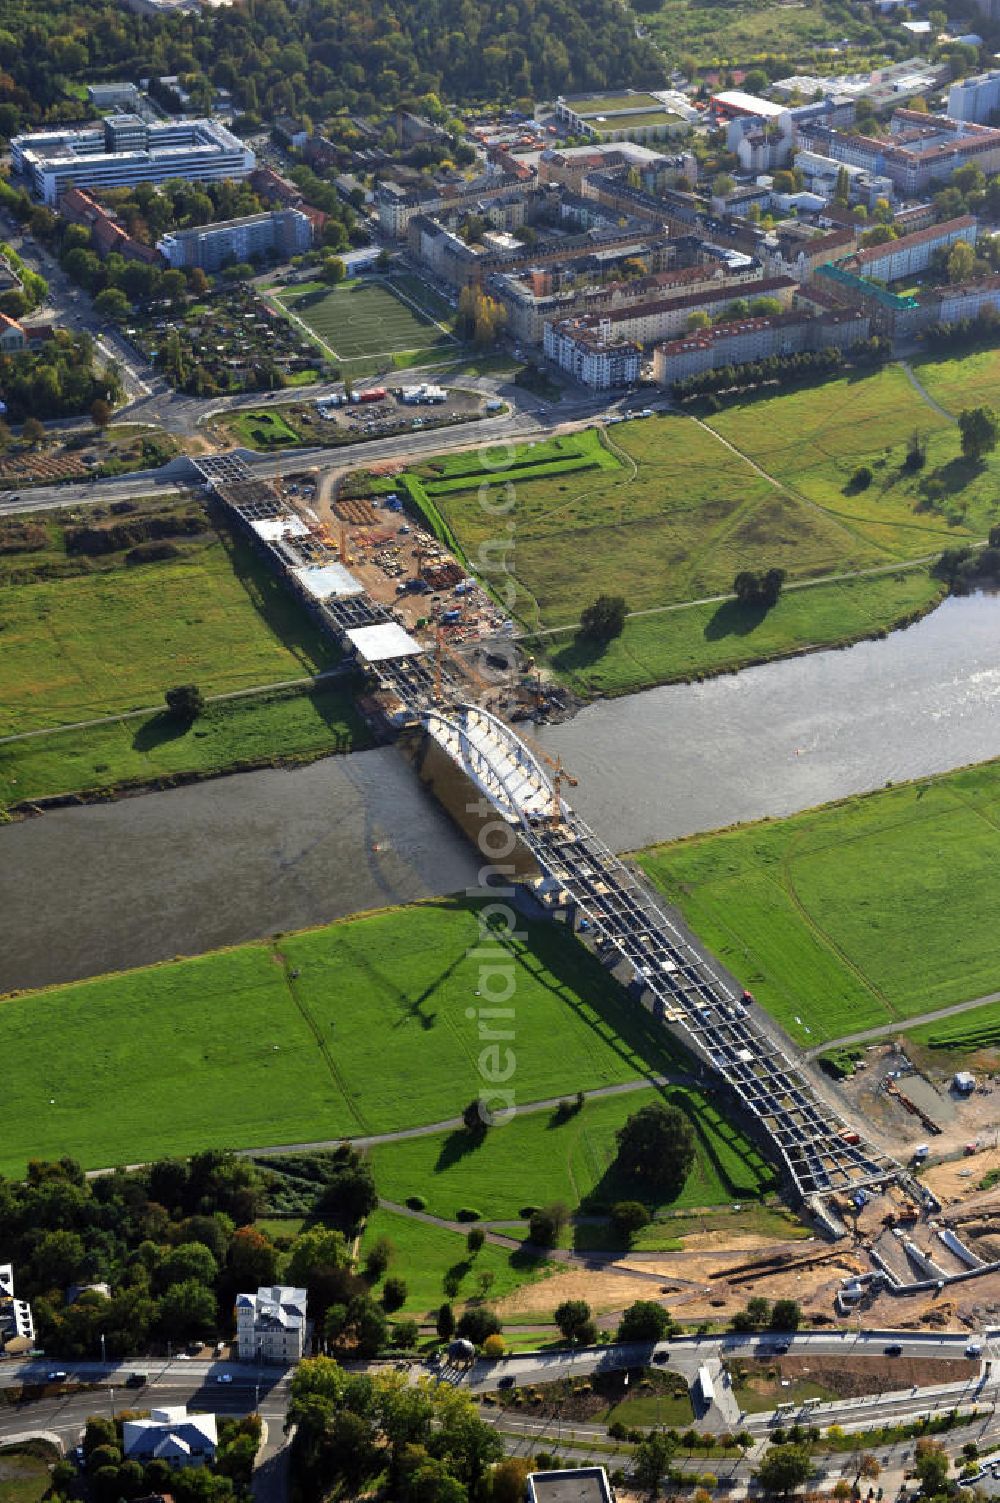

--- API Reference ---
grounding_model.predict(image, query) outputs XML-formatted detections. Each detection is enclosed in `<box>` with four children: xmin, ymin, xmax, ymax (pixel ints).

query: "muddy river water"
<box><xmin>3</xmin><ymin>592</ymin><xmax>999</xmax><ymax>991</ymax></box>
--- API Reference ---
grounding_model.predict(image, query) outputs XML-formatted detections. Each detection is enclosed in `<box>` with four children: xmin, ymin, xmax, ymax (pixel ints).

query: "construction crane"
<box><xmin>535</xmin><ymin>746</ymin><xmax>577</xmax><ymax>825</ymax></box>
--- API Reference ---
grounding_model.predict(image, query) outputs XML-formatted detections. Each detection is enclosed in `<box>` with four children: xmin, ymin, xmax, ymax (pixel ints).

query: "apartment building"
<box><xmin>236</xmin><ymin>1285</ymin><xmax>308</xmax><ymax>1363</ymax></box>
<box><xmin>495</xmin><ymin>257</ymin><xmax>766</xmax><ymax>344</ymax></box>
<box><xmin>948</xmin><ymin>68</ymin><xmax>1000</xmax><ymax>123</ymax></box>
<box><xmin>800</xmin><ymin>112</ymin><xmax>1000</xmax><ymax>195</ymax></box>
<box><xmin>59</xmin><ymin>187</ymin><xmax>161</xmax><ymax>264</ymax></box>
<box><xmin>541</xmin><ymin>274</ymin><xmax>796</xmax><ymax>354</ymax></box>
<box><xmin>157</xmin><ymin>208</ymin><xmax>312</xmax><ymax>269</ymax></box>
<box><xmin>652</xmin><ymin>307</ymin><xmax>870</xmax><ymax>384</ymax></box>
<box><xmin>0</xmin><ymin>1265</ymin><xmax>34</xmax><ymax>1352</ymax></box>
<box><xmin>842</xmin><ymin>214</ymin><xmax>977</xmax><ymax>284</ymax></box>
<box><xmin>12</xmin><ymin>116</ymin><xmax>254</xmax><ymax>205</ymax></box>
<box><xmin>543</xmin><ymin>317</ymin><xmax>641</xmax><ymax>388</ymax></box>
<box><xmin>376</xmin><ymin>171</ymin><xmax>528</xmax><ymax>238</ymax></box>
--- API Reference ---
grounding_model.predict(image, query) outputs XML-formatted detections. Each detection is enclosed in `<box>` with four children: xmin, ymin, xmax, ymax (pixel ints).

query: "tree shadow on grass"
<box><xmin>919</xmin><ymin>454</ymin><xmax>984</xmax><ymax>502</ymax></box>
<box><xmin>703</xmin><ymin>598</ymin><xmax>769</xmax><ymax>641</ymax></box>
<box><xmin>435</xmin><ymin>1126</ymin><xmax>488</xmax><ymax>1173</ymax></box>
<box><xmin>132</xmin><ymin>711</ymin><xmax>192</xmax><ymax>752</ymax></box>
<box><xmin>548</xmin><ymin>633</ymin><xmax>612</xmax><ymax>674</ymax></box>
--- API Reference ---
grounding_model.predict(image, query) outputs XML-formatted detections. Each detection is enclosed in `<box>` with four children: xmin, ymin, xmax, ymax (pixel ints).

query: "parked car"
<box><xmin>498</xmin><ymin>1375</ymin><xmax>516</xmax><ymax>1390</ymax></box>
<box><xmin>216</xmin><ymin>1374</ymin><xmax>233</xmax><ymax>1384</ymax></box>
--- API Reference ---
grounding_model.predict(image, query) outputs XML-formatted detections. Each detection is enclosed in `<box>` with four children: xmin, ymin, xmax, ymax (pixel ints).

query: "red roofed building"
<box><xmin>59</xmin><ymin>187</ymin><xmax>161</xmax><ymax>265</ymax></box>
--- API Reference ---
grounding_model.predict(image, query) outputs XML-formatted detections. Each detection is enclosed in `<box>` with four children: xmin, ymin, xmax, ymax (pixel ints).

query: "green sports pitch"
<box><xmin>276</xmin><ymin>277</ymin><xmax>457</xmax><ymax>361</ymax></box>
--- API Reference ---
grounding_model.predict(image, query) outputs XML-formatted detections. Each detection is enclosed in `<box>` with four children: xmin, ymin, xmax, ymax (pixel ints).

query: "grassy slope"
<box><xmin>0</xmin><ymin>899</ymin><xmax>690</xmax><ymax>1176</ymax></box>
<box><xmin>636</xmin><ymin>758</ymin><xmax>1000</xmax><ymax>1047</ymax></box>
<box><xmin>539</xmin><ymin>569</ymin><xmax>943</xmax><ymax>697</ymax></box>
<box><xmin>367</xmin><ymin>1085</ymin><xmax>776</xmax><ymax>1223</ymax></box>
<box><xmin>359</xmin><ymin>1208</ymin><xmax>551</xmax><ymax>1319</ymax></box>
<box><xmin>913</xmin><ymin>347</ymin><xmax>1000</xmax><ymax>415</ymax></box>
<box><xmin>706</xmin><ymin>363</ymin><xmax>996</xmax><ymax>547</ymax></box>
<box><xmin>0</xmin><ymin>535</ymin><xmax>337</xmax><ymax>736</ymax></box>
<box><xmin>0</xmin><ymin>683</ymin><xmax>369</xmax><ymax>810</ymax></box>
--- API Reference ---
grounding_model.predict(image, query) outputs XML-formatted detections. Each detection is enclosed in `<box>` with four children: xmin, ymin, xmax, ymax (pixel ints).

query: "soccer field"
<box><xmin>277</xmin><ymin>277</ymin><xmax>456</xmax><ymax>361</ymax></box>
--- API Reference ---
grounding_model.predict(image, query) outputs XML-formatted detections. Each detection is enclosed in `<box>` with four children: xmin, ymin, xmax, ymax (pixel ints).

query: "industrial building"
<box><xmin>11</xmin><ymin>115</ymin><xmax>254</xmax><ymax>205</ymax></box>
<box><xmin>157</xmin><ymin>208</ymin><xmax>312</xmax><ymax>269</ymax></box>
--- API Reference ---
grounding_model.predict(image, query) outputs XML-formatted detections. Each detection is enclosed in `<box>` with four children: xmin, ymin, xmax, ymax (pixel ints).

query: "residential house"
<box><xmin>236</xmin><ymin>1285</ymin><xmax>308</xmax><ymax>1363</ymax></box>
<box><xmin>123</xmin><ymin>1409</ymin><xmax>217</xmax><ymax>1469</ymax></box>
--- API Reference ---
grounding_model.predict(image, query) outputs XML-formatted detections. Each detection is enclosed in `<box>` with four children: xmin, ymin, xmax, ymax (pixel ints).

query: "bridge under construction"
<box><xmin>194</xmin><ymin>452</ymin><xmax>921</xmax><ymax>1224</ymax></box>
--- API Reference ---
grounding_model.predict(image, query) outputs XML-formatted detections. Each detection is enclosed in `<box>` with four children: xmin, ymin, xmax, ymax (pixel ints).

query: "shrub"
<box><xmin>405</xmin><ymin>1195</ymin><xmax>426</xmax><ymax>1211</ymax></box>
<box><xmin>456</xmin><ymin>1207</ymin><xmax>482</xmax><ymax>1222</ymax></box>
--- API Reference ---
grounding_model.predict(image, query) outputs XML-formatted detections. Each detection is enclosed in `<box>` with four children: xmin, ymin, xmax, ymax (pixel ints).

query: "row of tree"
<box><xmin>673</xmin><ymin>340</ymin><xmax>891</xmax><ymax>402</ymax></box>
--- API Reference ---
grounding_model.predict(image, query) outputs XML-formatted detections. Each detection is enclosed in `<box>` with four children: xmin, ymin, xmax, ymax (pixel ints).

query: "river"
<box><xmin>4</xmin><ymin>592</ymin><xmax>1000</xmax><ymax>992</ymax></box>
<box><xmin>0</xmin><ymin>748</ymin><xmax>480</xmax><ymax>992</ymax></box>
<box><xmin>535</xmin><ymin>591</ymin><xmax>1000</xmax><ymax>851</ymax></box>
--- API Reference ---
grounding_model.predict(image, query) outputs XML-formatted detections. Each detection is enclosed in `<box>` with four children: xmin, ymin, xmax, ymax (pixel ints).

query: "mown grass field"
<box><xmin>359</xmin><ymin>1208</ymin><xmax>551</xmax><ymax>1320</ymax></box>
<box><xmin>367</xmin><ymin>1084</ymin><xmax>776</xmax><ymax>1225</ymax></box>
<box><xmin>636</xmin><ymin>758</ymin><xmax>1000</xmax><ymax>1047</ymax></box>
<box><xmin>0</xmin><ymin>682</ymin><xmax>369</xmax><ymax>810</ymax></box>
<box><xmin>277</xmin><ymin>278</ymin><xmax>456</xmax><ymax>363</ymax></box>
<box><xmin>0</xmin><ymin>898</ymin><xmax>691</xmax><ymax>1176</ymax></box>
<box><xmin>0</xmin><ymin>534</ymin><xmax>337</xmax><ymax>736</ymax></box>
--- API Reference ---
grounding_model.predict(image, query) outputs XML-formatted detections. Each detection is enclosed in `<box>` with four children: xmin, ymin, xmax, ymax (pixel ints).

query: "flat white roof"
<box><xmin>291</xmin><ymin>562</ymin><xmax>363</xmax><ymax>599</ymax></box>
<box><xmin>345</xmin><ymin>622</ymin><xmax>425</xmax><ymax>662</ymax></box>
<box><xmin>714</xmin><ymin>89</ymin><xmax>787</xmax><ymax>119</ymax></box>
<box><xmin>249</xmin><ymin>515</ymin><xmax>310</xmax><ymax>542</ymax></box>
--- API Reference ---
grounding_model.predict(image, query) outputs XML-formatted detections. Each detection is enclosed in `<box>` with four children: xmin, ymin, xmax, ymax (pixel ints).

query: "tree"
<box><xmin>948</xmin><ymin>239</ymin><xmax>976</xmax><ymax>284</ymax></box>
<box><xmin>834</xmin><ymin>165</ymin><xmax>851</xmax><ymax>203</ymax></box>
<box><xmin>614</xmin><ymin>1103</ymin><xmax>695</xmax><ymax>1197</ymax></box>
<box><xmin>165</xmin><ymin>683</ymin><xmax>205</xmax><ymax>722</ymax></box>
<box><xmin>528</xmin><ymin>1203</ymin><xmax>569</xmax><ymax>1247</ymax></box>
<box><xmin>90</xmin><ymin>397</ymin><xmax>113</xmax><ymax>430</ymax></box>
<box><xmin>712</xmin><ymin>173</ymin><xmax>735</xmax><ymax>198</ymax></box>
<box><xmin>22</xmin><ymin>416</ymin><xmax>46</xmax><ymax>447</ymax></box>
<box><xmin>859</xmin><ymin>1454</ymin><xmax>881</xmax><ymax>1484</ymax></box>
<box><xmin>95</xmin><ymin>286</ymin><xmax>129</xmax><ymax>321</ymax></box>
<box><xmin>915</xmin><ymin>1442</ymin><xmax>949</xmax><ymax>1497</ymax></box>
<box><xmin>382</xmin><ymin>1276</ymin><xmax>407</xmax><ymax>1312</ymax></box>
<box><xmin>554</xmin><ymin>1299</ymin><xmax>592</xmax><ymax>1343</ymax></box>
<box><xmin>488</xmin><ymin>1458</ymin><xmax>532</xmax><ymax>1503</ymax></box>
<box><xmin>755</xmin><ymin>1443</ymin><xmax>813</xmax><ymax>1496</ymax></box>
<box><xmin>617</xmin><ymin>1299</ymin><xmax>671</xmax><ymax>1342</ymax></box>
<box><xmin>687</xmin><ymin>310</ymin><xmax>711</xmax><ymax>332</ymax></box>
<box><xmin>467</xmin><ymin>1227</ymin><xmax>485</xmax><ymax>1257</ymax></box>
<box><xmin>770</xmin><ymin>1298</ymin><xmax>801</xmax><ymax>1330</ymax></box>
<box><xmin>456</xmin><ymin>1306</ymin><xmax>502</xmax><ymax>1344</ymax></box>
<box><xmin>483</xmin><ymin>1333</ymin><xmax>505</xmax><ymax>1359</ymax></box>
<box><xmin>437</xmin><ymin>1302</ymin><xmax>456</xmax><ymax>1340</ymax></box>
<box><xmin>611</xmin><ymin>1200</ymin><xmax>651</xmax><ymax>1243</ymax></box>
<box><xmin>158</xmin><ymin>1278</ymin><xmax>217</xmax><ymax>1342</ymax></box>
<box><xmin>633</xmin><ymin>1429</ymin><xmax>677</xmax><ymax>1492</ymax></box>
<box><xmin>959</xmin><ymin>404</ymin><xmax>999</xmax><ymax>461</ymax></box>
<box><xmin>859</xmin><ymin>225</ymin><xmax>898</xmax><ymax>249</ymax></box>
<box><xmin>579</xmin><ymin>593</ymin><xmax>628</xmax><ymax>642</ymax></box>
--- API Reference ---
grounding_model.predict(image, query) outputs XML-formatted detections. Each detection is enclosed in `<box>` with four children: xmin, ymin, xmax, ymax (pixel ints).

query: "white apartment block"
<box><xmin>948</xmin><ymin>69</ymin><xmax>1000</xmax><ymax>123</ymax></box>
<box><xmin>236</xmin><ymin>1285</ymin><xmax>308</xmax><ymax>1364</ymax></box>
<box><xmin>0</xmin><ymin>1264</ymin><xmax>34</xmax><ymax>1351</ymax></box>
<box><xmin>11</xmin><ymin>115</ymin><xmax>254</xmax><ymax>205</ymax></box>
<box><xmin>543</xmin><ymin>317</ymin><xmax>641</xmax><ymax>388</ymax></box>
<box><xmin>158</xmin><ymin>209</ymin><xmax>312</xmax><ymax>269</ymax></box>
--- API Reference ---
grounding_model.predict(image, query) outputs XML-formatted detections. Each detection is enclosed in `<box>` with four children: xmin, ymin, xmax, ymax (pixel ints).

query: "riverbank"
<box><xmin>0</xmin><ymin>679</ymin><xmax>373</xmax><ymax>818</ymax></box>
<box><xmin>529</xmin><ymin>567</ymin><xmax>945</xmax><ymax>700</ymax></box>
<box><xmin>633</xmin><ymin>752</ymin><xmax>1000</xmax><ymax>1051</ymax></box>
